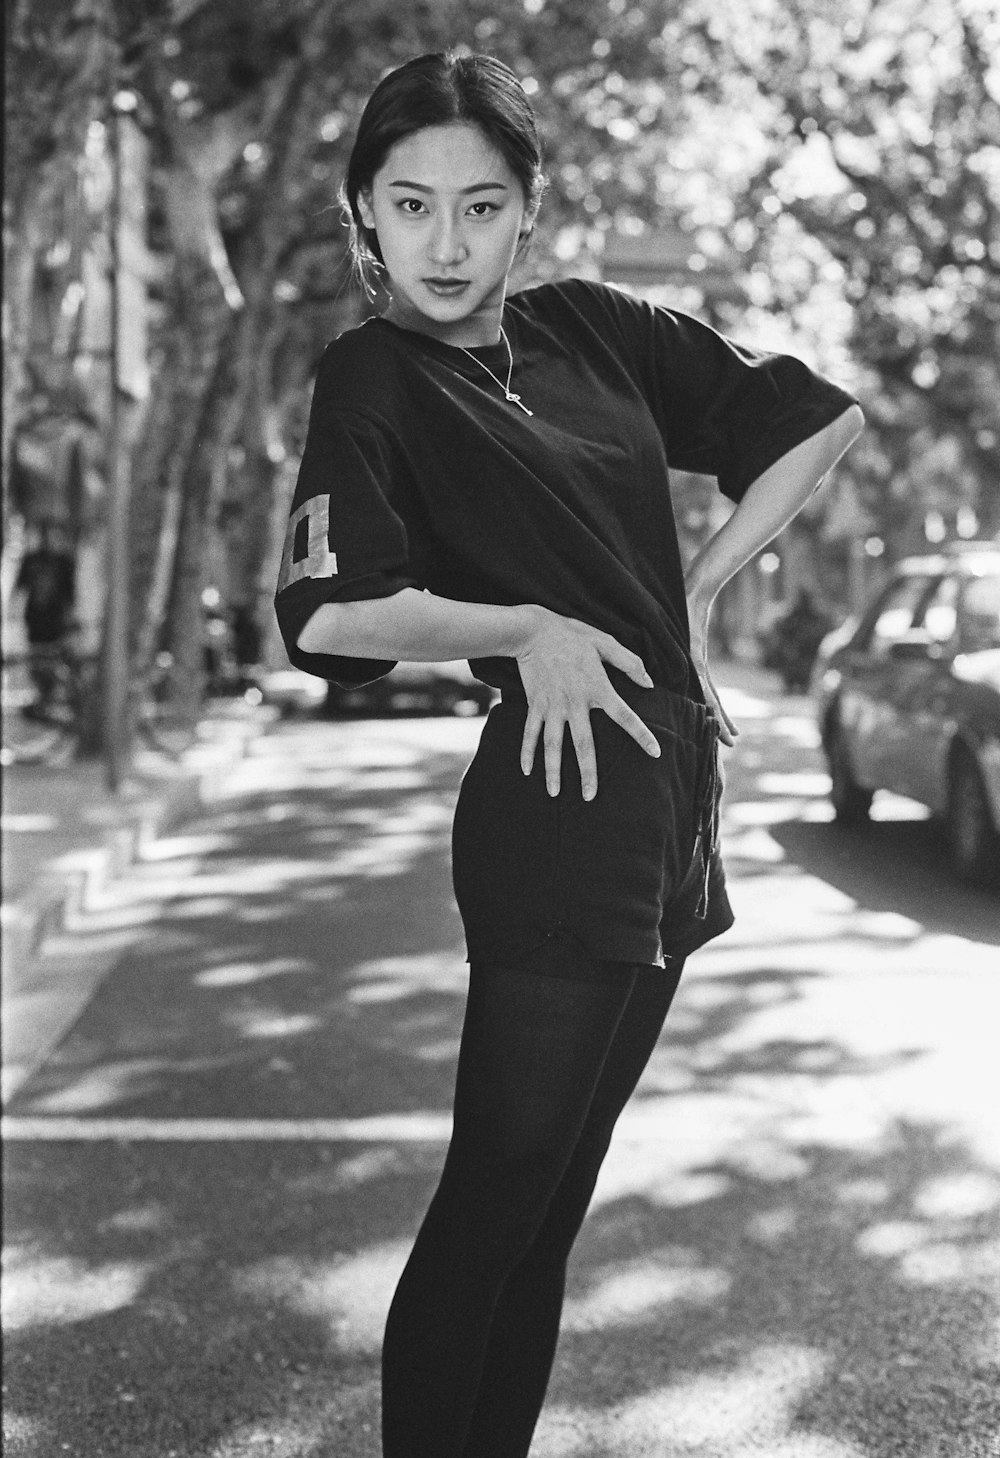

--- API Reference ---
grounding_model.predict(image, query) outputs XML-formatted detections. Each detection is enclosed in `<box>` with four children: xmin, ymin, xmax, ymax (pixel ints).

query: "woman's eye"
<box><xmin>398</xmin><ymin>198</ymin><xmax>426</xmax><ymax>215</ymax></box>
<box><xmin>468</xmin><ymin>202</ymin><xmax>499</xmax><ymax>217</ymax></box>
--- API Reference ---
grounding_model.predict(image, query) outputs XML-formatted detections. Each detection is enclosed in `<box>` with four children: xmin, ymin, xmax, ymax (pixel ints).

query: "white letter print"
<box><xmin>277</xmin><ymin>496</ymin><xmax>339</xmax><ymax>591</ymax></box>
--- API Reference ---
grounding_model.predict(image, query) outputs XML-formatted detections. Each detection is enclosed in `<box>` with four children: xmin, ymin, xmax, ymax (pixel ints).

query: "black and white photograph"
<box><xmin>3</xmin><ymin>2</ymin><xmax>999</xmax><ymax>1455</ymax></box>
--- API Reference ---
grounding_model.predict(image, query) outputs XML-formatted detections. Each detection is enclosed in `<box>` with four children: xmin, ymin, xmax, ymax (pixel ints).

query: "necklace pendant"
<box><xmin>505</xmin><ymin>392</ymin><xmax>533</xmax><ymax>416</ymax></box>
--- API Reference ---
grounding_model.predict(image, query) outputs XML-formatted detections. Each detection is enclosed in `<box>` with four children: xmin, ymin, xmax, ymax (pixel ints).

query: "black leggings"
<box><xmin>381</xmin><ymin>950</ymin><xmax>684</xmax><ymax>1457</ymax></box>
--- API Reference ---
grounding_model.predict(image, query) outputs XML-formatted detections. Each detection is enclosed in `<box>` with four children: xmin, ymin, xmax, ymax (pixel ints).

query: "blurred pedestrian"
<box><xmin>231</xmin><ymin>603</ymin><xmax>262</xmax><ymax>671</ymax></box>
<box><xmin>767</xmin><ymin>585</ymin><xmax>834</xmax><ymax>691</ymax></box>
<box><xmin>274</xmin><ymin>50</ymin><xmax>863</xmax><ymax>1457</ymax></box>
<box><xmin>14</xmin><ymin>519</ymin><xmax>77</xmax><ymax>715</ymax></box>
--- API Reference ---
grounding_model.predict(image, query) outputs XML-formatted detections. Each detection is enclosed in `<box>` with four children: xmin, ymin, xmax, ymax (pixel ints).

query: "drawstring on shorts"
<box><xmin>692</xmin><ymin>715</ymin><xmax>721</xmax><ymax>921</ymax></box>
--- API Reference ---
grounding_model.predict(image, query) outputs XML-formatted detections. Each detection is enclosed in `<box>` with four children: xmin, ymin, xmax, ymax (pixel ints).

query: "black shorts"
<box><xmin>452</xmin><ymin>675</ymin><xmax>734</xmax><ymax>970</ymax></box>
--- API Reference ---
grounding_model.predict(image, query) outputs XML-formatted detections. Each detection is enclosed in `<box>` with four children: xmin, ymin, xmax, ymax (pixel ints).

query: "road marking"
<box><xmin>2</xmin><ymin>1106</ymin><xmax>698</xmax><ymax>1144</ymax></box>
<box><xmin>1</xmin><ymin>1114</ymin><xmax>454</xmax><ymax>1142</ymax></box>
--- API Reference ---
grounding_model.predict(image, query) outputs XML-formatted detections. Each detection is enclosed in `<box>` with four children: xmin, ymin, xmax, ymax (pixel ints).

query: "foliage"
<box><xmin>6</xmin><ymin>0</ymin><xmax>998</xmax><ymax>699</ymax></box>
<box><xmin>693</xmin><ymin>0</ymin><xmax>1000</xmax><ymax>541</ymax></box>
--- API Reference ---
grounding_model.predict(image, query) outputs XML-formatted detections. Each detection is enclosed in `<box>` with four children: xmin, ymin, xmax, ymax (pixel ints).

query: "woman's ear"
<box><xmin>517</xmin><ymin>203</ymin><xmax>539</xmax><ymax>250</ymax></box>
<box><xmin>518</xmin><ymin>189</ymin><xmax>542</xmax><ymax>243</ymax></box>
<box><xmin>357</xmin><ymin>189</ymin><xmax>376</xmax><ymax>230</ymax></box>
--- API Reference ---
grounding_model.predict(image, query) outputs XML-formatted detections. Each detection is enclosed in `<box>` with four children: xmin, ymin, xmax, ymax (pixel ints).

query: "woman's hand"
<box><xmin>515</xmin><ymin>606</ymin><xmax>661</xmax><ymax>800</ymax></box>
<box><xmin>686</xmin><ymin>587</ymin><xmax>739</xmax><ymax>747</ymax></box>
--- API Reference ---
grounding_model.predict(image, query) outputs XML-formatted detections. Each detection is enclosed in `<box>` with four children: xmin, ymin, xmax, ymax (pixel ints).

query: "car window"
<box><xmin>959</xmin><ymin>571</ymin><xmax>1000</xmax><ymax>650</ymax></box>
<box><xmin>916</xmin><ymin>575</ymin><xmax>959</xmax><ymax>643</ymax></box>
<box><xmin>856</xmin><ymin>574</ymin><xmax>937</xmax><ymax>655</ymax></box>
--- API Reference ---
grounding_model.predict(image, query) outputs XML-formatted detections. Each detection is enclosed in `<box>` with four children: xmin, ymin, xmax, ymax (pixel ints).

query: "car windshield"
<box><xmin>858</xmin><ymin>573</ymin><xmax>938</xmax><ymax>653</ymax></box>
<box><xmin>961</xmin><ymin>571</ymin><xmax>1000</xmax><ymax>650</ymax></box>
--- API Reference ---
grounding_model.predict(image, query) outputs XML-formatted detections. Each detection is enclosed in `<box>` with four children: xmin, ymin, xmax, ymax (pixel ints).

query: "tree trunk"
<box><xmin>223</xmin><ymin>326</ymin><xmax>313</xmax><ymax>667</ymax></box>
<box><xmin>128</xmin><ymin>252</ymin><xmax>234</xmax><ymax>691</ymax></box>
<box><xmin>160</xmin><ymin>8</ymin><xmax>339</xmax><ymax>711</ymax></box>
<box><xmin>161</xmin><ymin>297</ymin><xmax>264</xmax><ymax>714</ymax></box>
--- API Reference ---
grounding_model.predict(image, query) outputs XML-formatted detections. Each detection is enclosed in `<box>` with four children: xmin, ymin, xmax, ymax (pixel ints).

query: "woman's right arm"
<box><xmin>298</xmin><ymin>588</ymin><xmax>660</xmax><ymax>800</ymax></box>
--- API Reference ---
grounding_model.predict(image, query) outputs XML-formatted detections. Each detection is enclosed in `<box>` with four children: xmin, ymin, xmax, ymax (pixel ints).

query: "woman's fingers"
<box><xmin>604</xmin><ymin>700</ymin><xmax>661</xmax><ymax>760</ymax></box>
<box><xmin>524</xmin><ymin>699</ymin><xmax>663</xmax><ymax>798</ymax></box>
<box><xmin>688</xmin><ymin>627</ymin><xmax>739</xmax><ymax>747</ymax></box>
<box><xmin>702</xmin><ymin>670</ymin><xmax>738</xmax><ymax>746</ymax></box>
<box><xmin>520</xmin><ymin>709</ymin><xmax>543</xmax><ymax>777</ymax></box>
<box><xmin>543</xmin><ymin>720</ymin><xmax>566</xmax><ymax>797</ymax></box>
<box><xmin>521</xmin><ymin>711</ymin><xmax>570</xmax><ymax>797</ymax></box>
<box><xmin>568</xmin><ymin>713</ymin><xmax>598</xmax><ymax>801</ymax></box>
<box><xmin>517</xmin><ymin>617</ymin><xmax>665</xmax><ymax>796</ymax></box>
<box><xmin>596</xmin><ymin>633</ymin><xmax>653</xmax><ymax>687</ymax></box>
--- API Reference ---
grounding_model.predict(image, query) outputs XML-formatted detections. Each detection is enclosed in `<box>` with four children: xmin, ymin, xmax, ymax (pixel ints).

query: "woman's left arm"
<box><xmin>685</xmin><ymin>402</ymin><xmax>865</xmax><ymax>743</ymax></box>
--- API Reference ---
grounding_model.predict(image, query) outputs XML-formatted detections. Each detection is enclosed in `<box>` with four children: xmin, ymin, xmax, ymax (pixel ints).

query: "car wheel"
<box><xmin>450</xmin><ymin>695</ymin><xmax>481</xmax><ymax>717</ymax></box>
<box><xmin>827</xmin><ymin>720</ymin><xmax>873</xmax><ymax>826</ymax></box>
<box><xmin>946</xmin><ymin>750</ymin><xmax>999</xmax><ymax>887</ymax></box>
<box><xmin>427</xmin><ymin>686</ymin><xmax>455</xmax><ymax>716</ymax></box>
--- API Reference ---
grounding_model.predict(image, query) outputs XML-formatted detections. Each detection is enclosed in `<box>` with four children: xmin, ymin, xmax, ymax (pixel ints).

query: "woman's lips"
<box><xmin>424</xmin><ymin>278</ymin><xmax>471</xmax><ymax>296</ymax></box>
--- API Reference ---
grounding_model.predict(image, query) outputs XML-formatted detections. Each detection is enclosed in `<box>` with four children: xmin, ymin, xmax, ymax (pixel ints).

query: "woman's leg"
<box><xmin>459</xmin><ymin>960</ymin><xmax>684</xmax><ymax>1458</ymax></box>
<box><xmin>381</xmin><ymin>958</ymin><xmax>643</xmax><ymax>1458</ymax></box>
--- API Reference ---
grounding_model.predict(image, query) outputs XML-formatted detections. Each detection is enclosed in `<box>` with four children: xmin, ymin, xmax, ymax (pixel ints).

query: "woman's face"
<box><xmin>358</xmin><ymin>123</ymin><xmax>535</xmax><ymax>347</ymax></box>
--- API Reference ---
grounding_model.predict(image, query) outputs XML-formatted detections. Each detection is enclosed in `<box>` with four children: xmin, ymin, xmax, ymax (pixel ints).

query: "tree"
<box><xmin>696</xmin><ymin>0</ymin><xmax>1000</xmax><ymax>545</ymax></box>
<box><xmin>11</xmin><ymin>0</ymin><xmax>997</xmax><ymax>718</ymax></box>
<box><xmin>3</xmin><ymin>0</ymin><xmax>116</xmax><ymax>506</ymax></box>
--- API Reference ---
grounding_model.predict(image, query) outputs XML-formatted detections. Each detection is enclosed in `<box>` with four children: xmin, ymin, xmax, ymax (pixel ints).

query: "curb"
<box><xmin>2</xmin><ymin>714</ymin><xmax>268</xmax><ymax>1104</ymax></box>
<box><xmin>4</xmin><ymin>770</ymin><xmax>202</xmax><ymax>968</ymax></box>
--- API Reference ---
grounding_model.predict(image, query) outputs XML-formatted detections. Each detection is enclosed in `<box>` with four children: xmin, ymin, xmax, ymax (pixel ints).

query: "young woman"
<box><xmin>275</xmin><ymin>51</ymin><xmax>863</xmax><ymax>1457</ymax></box>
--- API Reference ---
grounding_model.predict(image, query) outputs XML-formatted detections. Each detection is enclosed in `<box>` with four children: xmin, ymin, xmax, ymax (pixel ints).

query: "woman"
<box><xmin>275</xmin><ymin>50</ymin><xmax>863</xmax><ymax>1457</ymax></box>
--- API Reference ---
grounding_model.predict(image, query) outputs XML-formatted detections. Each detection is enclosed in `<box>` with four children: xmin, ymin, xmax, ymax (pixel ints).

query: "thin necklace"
<box><xmin>458</xmin><ymin>326</ymin><xmax>533</xmax><ymax>416</ymax></box>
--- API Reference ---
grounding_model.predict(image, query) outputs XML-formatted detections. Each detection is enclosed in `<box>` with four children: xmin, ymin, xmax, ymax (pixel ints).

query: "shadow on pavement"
<box><xmin>719</xmin><ymin>673</ymin><xmax>999</xmax><ymax>944</ymax></box>
<box><xmin>769</xmin><ymin>817</ymin><xmax>1000</xmax><ymax>946</ymax></box>
<box><xmin>6</xmin><ymin>999</ymin><xmax>998</xmax><ymax>1455</ymax></box>
<box><xmin>4</xmin><ymin>709</ymin><xmax>1000</xmax><ymax>1456</ymax></box>
<box><xmin>6</xmin><ymin>726</ymin><xmax>472</xmax><ymax>1124</ymax></box>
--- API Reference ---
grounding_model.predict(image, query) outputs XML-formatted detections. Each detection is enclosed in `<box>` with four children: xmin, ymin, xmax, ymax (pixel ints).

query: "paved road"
<box><xmin>4</xmin><ymin>669</ymin><xmax>999</xmax><ymax>1457</ymax></box>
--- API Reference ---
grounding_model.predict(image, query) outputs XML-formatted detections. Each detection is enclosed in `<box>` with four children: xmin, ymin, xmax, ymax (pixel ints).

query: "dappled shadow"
<box><xmin>3</xmin><ymin>1141</ymin><xmax>392</xmax><ymax>1455</ymax></box>
<box><xmin>5</xmin><ymin>983</ymin><xmax>999</xmax><ymax>1455</ymax></box>
<box><xmin>547</xmin><ymin>1118</ymin><xmax>1000</xmax><ymax>1457</ymax></box>
<box><xmin>5</xmin><ymin>704</ymin><xmax>1000</xmax><ymax>1455</ymax></box>
<box><xmin>6</xmin><ymin>720</ymin><xmax>475</xmax><ymax>1122</ymax></box>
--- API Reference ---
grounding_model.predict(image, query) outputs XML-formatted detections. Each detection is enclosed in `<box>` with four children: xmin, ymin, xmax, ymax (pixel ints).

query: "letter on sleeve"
<box><xmin>276</xmin><ymin>496</ymin><xmax>339</xmax><ymax>592</ymax></box>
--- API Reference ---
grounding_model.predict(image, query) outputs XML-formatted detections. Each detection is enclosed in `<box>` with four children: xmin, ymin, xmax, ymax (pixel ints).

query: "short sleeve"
<box><xmin>601</xmin><ymin>287</ymin><xmax>859</xmax><ymax>503</ymax></box>
<box><xmin>273</xmin><ymin>351</ymin><xmax>425</xmax><ymax>686</ymax></box>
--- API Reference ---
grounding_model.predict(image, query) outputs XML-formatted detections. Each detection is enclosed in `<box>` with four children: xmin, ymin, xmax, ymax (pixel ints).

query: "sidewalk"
<box><xmin>1</xmin><ymin>700</ymin><xmax>276</xmax><ymax>1101</ymax></box>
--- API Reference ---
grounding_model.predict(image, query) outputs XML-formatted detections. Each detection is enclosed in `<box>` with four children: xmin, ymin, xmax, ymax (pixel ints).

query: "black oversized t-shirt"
<box><xmin>274</xmin><ymin>278</ymin><xmax>857</xmax><ymax>696</ymax></box>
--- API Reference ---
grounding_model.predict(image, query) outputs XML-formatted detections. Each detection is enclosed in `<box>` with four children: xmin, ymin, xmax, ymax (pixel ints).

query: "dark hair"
<box><xmin>342</xmin><ymin>51</ymin><xmax>545</xmax><ymax>291</ymax></box>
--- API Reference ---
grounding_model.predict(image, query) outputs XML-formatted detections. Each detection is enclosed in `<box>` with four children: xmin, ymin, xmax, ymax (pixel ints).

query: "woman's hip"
<box><xmin>452</xmin><ymin>686</ymin><xmax>732</xmax><ymax>967</ymax></box>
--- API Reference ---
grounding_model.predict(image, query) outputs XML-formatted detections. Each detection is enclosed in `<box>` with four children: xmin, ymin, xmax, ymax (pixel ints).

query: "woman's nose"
<box><xmin>428</xmin><ymin>215</ymin><xmax>468</xmax><ymax>265</ymax></box>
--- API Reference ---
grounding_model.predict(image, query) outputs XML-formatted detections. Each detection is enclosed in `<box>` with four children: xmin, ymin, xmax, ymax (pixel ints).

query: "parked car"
<box><xmin>259</xmin><ymin>667</ymin><xmax>329</xmax><ymax>717</ymax></box>
<box><xmin>324</xmin><ymin>659</ymin><xmax>497</xmax><ymax>718</ymax></box>
<box><xmin>815</xmin><ymin>541</ymin><xmax>1000</xmax><ymax>886</ymax></box>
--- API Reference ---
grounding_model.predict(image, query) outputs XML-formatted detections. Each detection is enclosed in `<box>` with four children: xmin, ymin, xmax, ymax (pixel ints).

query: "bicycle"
<box><xmin>2</xmin><ymin>644</ymin><xmax>198</xmax><ymax>767</ymax></box>
<box><xmin>1</xmin><ymin>640</ymin><xmax>97</xmax><ymax>766</ymax></box>
<box><xmin>131</xmin><ymin>650</ymin><xmax>200</xmax><ymax>758</ymax></box>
